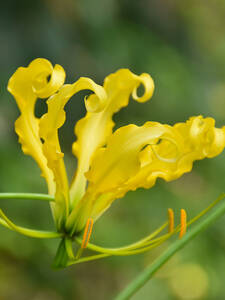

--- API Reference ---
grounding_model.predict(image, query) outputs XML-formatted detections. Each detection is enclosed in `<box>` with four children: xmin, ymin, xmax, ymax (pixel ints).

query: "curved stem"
<box><xmin>68</xmin><ymin>253</ymin><xmax>110</xmax><ymax>265</ymax></box>
<box><xmin>0</xmin><ymin>216</ymin><xmax>62</xmax><ymax>238</ymax></box>
<box><xmin>75</xmin><ymin>194</ymin><xmax>225</xmax><ymax>256</ymax></box>
<box><xmin>114</xmin><ymin>194</ymin><xmax>225</xmax><ymax>300</ymax></box>
<box><xmin>0</xmin><ymin>193</ymin><xmax>54</xmax><ymax>202</ymax></box>
<box><xmin>75</xmin><ymin>234</ymin><xmax>170</xmax><ymax>256</ymax></box>
<box><xmin>75</xmin><ymin>222</ymin><xmax>168</xmax><ymax>254</ymax></box>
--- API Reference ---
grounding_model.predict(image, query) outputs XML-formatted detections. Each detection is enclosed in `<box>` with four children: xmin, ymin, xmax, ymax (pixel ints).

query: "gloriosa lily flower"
<box><xmin>2</xmin><ymin>58</ymin><xmax>225</xmax><ymax>267</ymax></box>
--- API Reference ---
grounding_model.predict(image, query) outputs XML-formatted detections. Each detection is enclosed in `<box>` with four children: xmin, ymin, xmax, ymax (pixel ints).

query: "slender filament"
<box><xmin>81</xmin><ymin>218</ymin><xmax>94</xmax><ymax>248</ymax></box>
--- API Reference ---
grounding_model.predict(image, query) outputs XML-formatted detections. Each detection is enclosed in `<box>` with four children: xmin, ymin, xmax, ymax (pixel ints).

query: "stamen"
<box><xmin>179</xmin><ymin>209</ymin><xmax>187</xmax><ymax>239</ymax></box>
<box><xmin>81</xmin><ymin>218</ymin><xmax>94</xmax><ymax>249</ymax></box>
<box><xmin>168</xmin><ymin>208</ymin><xmax>174</xmax><ymax>233</ymax></box>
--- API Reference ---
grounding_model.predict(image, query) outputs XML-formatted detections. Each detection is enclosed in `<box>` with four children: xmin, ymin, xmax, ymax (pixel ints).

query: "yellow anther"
<box><xmin>81</xmin><ymin>218</ymin><xmax>94</xmax><ymax>249</ymax></box>
<box><xmin>168</xmin><ymin>208</ymin><xmax>174</xmax><ymax>233</ymax></box>
<box><xmin>179</xmin><ymin>209</ymin><xmax>187</xmax><ymax>239</ymax></box>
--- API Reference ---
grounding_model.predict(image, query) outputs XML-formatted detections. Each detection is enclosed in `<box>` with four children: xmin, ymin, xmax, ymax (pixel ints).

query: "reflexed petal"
<box><xmin>67</xmin><ymin>122</ymin><xmax>171</xmax><ymax>232</ymax></box>
<box><xmin>70</xmin><ymin>69</ymin><xmax>154</xmax><ymax>205</ymax></box>
<box><xmin>86</xmin><ymin>123</ymin><xmax>168</xmax><ymax>194</ymax></box>
<box><xmin>7</xmin><ymin>58</ymin><xmax>65</xmax><ymax>195</ymax></box>
<box><xmin>78</xmin><ymin>116</ymin><xmax>225</xmax><ymax>225</ymax></box>
<box><xmin>39</xmin><ymin>78</ymin><xmax>107</xmax><ymax>216</ymax></box>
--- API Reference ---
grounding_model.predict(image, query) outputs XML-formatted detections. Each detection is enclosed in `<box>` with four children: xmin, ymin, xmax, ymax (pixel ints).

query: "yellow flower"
<box><xmin>6</xmin><ymin>58</ymin><xmax>225</xmax><ymax>266</ymax></box>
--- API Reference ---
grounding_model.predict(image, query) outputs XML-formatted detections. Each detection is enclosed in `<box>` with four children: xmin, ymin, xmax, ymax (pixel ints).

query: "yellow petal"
<box><xmin>66</xmin><ymin>122</ymin><xmax>169</xmax><ymax>232</ymax></box>
<box><xmin>86</xmin><ymin>123</ymin><xmax>168</xmax><ymax>194</ymax></box>
<box><xmin>7</xmin><ymin>58</ymin><xmax>65</xmax><ymax>195</ymax></box>
<box><xmin>70</xmin><ymin>69</ymin><xmax>154</xmax><ymax>205</ymax></box>
<box><xmin>39</xmin><ymin>77</ymin><xmax>107</xmax><ymax>218</ymax></box>
<box><xmin>74</xmin><ymin>116</ymin><xmax>225</xmax><ymax>226</ymax></box>
<box><xmin>120</xmin><ymin>116</ymin><xmax>225</xmax><ymax>197</ymax></box>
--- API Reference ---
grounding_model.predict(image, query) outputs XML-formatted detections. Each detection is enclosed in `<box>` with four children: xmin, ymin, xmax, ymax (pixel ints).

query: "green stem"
<box><xmin>114</xmin><ymin>195</ymin><xmax>225</xmax><ymax>300</ymax></box>
<box><xmin>75</xmin><ymin>235</ymin><xmax>170</xmax><ymax>256</ymax></box>
<box><xmin>0</xmin><ymin>211</ymin><xmax>62</xmax><ymax>239</ymax></box>
<box><xmin>68</xmin><ymin>253</ymin><xmax>110</xmax><ymax>265</ymax></box>
<box><xmin>75</xmin><ymin>222</ymin><xmax>168</xmax><ymax>255</ymax></box>
<box><xmin>0</xmin><ymin>193</ymin><xmax>54</xmax><ymax>202</ymax></box>
<box><xmin>0</xmin><ymin>193</ymin><xmax>59</xmax><ymax>238</ymax></box>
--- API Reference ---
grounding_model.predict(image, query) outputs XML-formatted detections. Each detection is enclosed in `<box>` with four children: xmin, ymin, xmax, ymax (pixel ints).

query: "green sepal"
<box><xmin>52</xmin><ymin>238</ymin><xmax>69</xmax><ymax>269</ymax></box>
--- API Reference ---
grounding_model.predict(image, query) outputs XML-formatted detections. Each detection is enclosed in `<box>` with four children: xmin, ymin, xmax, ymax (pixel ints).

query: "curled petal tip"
<box><xmin>132</xmin><ymin>73</ymin><xmax>155</xmax><ymax>103</ymax></box>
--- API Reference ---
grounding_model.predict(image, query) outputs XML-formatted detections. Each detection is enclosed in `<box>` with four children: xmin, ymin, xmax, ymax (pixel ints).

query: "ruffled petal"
<box><xmin>86</xmin><ymin>123</ymin><xmax>168</xmax><ymax>194</ymax></box>
<box><xmin>7</xmin><ymin>58</ymin><xmax>65</xmax><ymax>195</ymax></box>
<box><xmin>66</xmin><ymin>122</ymin><xmax>171</xmax><ymax>232</ymax></box>
<box><xmin>39</xmin><ymin>78</ymin><xmax>107</xmax><ymax>218</ymax></box>
<box><xmin>123</xmin><ymin>116</ymin><xmax>225</xmax><ymax>193</ymax></box>
<box><xmin>70</xmin><ymin>69</ymin><xmax>154</xmax><ymax>205</ymax></box>
<box><xmin>72</xmin><ymin>116</ymin><xmax>225</xmax><ymax>228</ymax></box>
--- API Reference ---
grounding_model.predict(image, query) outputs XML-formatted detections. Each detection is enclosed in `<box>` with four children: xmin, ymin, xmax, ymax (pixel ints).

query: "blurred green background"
<box><xmin>0</xmin><ymin>0</ymin><xmax>225</xmax><ymax>299</ymax></box>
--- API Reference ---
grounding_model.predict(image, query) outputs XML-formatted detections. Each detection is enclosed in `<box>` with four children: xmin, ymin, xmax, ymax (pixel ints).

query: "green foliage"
<box><xmin>0</xmin><ymin>0</ymin><xmax>224</xmax><ymax>299</ymax></box>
